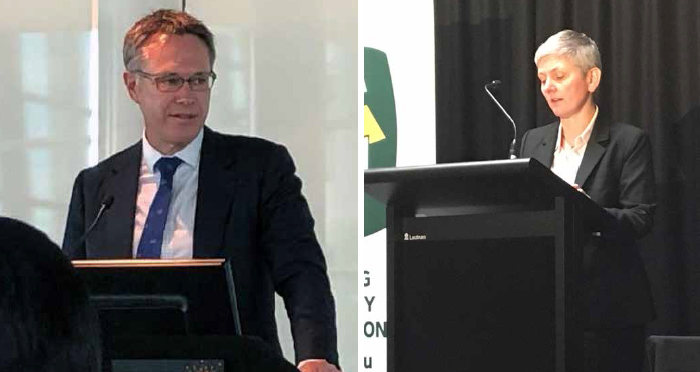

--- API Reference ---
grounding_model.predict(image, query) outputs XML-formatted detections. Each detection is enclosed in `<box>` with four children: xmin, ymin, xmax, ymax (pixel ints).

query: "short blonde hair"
<box><xmin>123</xmin><ymin>9</ymin><xmax>215</xmax><ymax>71</ymax></box>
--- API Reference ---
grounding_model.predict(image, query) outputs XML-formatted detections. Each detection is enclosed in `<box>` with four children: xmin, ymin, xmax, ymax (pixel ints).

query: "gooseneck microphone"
<box><xmin>77</xmin><ymin>195</ymin><xmax>114</xmax><ymax>247</ymax></box>
<box><xmin>484</xmin><ymin>80</ymin><xmax>518</xmax><ymax>159</ymax></box>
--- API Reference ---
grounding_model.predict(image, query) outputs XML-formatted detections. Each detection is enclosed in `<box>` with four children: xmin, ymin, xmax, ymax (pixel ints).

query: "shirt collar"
<box><xmin>554</xmin><ymin>105</ymin><xmax>599</xmax><ymax>153</ymax></box>
<box><xmin>142</xmin><ymin>128</ymin><xmax>203</xmax><ymax>172</ymax></box>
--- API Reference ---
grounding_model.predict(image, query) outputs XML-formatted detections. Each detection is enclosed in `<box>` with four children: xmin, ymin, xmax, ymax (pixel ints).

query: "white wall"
<box><xmin>0</xmin><ymin>0</ymin><xmax>94</xmax><ymax>241</ymax></box>
<box><xmin>0</xmin><ymin>0</ymin><xmax>357</xmax><ymax>369</ymax></box>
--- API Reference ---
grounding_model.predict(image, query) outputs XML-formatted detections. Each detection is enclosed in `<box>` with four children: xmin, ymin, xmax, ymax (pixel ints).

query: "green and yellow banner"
<box><xmin>360</xmin><ymin>1</ymin><xmax>436</xmax><ymax>370</ymax></box>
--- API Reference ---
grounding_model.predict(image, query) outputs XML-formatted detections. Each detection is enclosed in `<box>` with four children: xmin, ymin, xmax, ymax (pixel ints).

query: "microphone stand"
<box><xmin>484</xmin><ymin>80</ymin><xmax>518</xmax><ymax>159</ymax></box>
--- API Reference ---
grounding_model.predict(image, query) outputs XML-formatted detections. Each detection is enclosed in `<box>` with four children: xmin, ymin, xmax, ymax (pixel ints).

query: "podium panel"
<box><xmin>392</xmin><ymin>237</ymin><xmax>555</xmax><ymax>371</ymax></box>
<box><xmin>74</xmin><ymin>259</ymin><xmax>241</xmax><ymax>338</ymax></box>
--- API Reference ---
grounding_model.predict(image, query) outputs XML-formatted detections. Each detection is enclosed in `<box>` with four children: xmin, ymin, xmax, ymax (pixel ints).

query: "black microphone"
<box><xmin>76</xmin><ymin>195</ymin><xmax>114</xmax><ymax>248</ymax></box>
<box><xmin>484</xmin><ymin>80</ymin><xmax>518</xmax><ymax>159</ymax></box>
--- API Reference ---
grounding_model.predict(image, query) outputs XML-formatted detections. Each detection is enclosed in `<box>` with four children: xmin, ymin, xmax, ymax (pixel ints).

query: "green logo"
<box><xmin>364</xmin><ymin>47</ymin><xmax>397</xmax><ymax>236</ymax></box>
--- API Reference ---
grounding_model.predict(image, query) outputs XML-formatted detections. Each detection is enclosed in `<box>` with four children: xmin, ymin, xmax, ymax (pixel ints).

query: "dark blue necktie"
<box><xmin>136</xmin><ymin>157</ymin><xmax>183</xmax><ymax>258</ymax></box>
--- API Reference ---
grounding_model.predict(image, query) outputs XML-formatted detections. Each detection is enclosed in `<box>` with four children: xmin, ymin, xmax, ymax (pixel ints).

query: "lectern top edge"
<box><xmin>364</xmin><ymin>158</ymin><xmax>538</xmax><ymax>183</ymax></box>
<box><xmin>72</xmin><ymin>258</ymin><xmax>226</xmax><ymax>268</ymax></box>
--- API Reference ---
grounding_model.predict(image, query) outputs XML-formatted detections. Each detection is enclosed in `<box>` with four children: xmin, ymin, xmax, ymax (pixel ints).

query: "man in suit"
<box><xmin>62</xmin><ymin>9</ymin><xmax>340</xmax><ymax>372</ymax></box>
<box><xmin>520</xmin><ymin>29</ymin><xmax>656</xmax><ymax>371</ymax></box>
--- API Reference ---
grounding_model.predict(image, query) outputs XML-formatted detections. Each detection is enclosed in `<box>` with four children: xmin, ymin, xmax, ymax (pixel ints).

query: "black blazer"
<box><xmin>62</xmin><ymin>126</ymin><xmax>338</xmax><ymax>365</ymax></box>
<box><xmin>520</xmin><ymin>119</ymin><xmax>656</xmax><ymax>327</ymax></box>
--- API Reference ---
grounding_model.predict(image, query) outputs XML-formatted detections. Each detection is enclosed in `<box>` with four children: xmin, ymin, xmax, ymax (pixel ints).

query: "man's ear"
<box><xmin>123</xmin><ymin>71</ymin><xmax>139</xmax><ymax>103</ymax></box>
<box><xmin>587</xmin><ymin>67</ymin><xmax>602</xmax><ymax>93</ymax></box>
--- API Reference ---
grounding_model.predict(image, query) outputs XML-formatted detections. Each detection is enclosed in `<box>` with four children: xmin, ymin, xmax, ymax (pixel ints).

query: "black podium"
<box><xmin>73</xmin><ymin>259</ymin><xmax>241</xmax><ymax>337</ymax></box>
<box><xmin>364</xmin><ymin>158</ymin><xmax>614</xmax><ymax>372</ymax></box>
<box><xmin>74</xmin><ymin>259</ymin><xmax>243</xmax><ymax>372</ymax></box>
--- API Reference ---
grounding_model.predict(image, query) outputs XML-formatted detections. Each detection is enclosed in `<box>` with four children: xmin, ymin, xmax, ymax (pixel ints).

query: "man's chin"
<box><xmin>170</xmin><ymin>121</ymin><xmax>203</xmax><ymax>135</ymax></box>
<box><xmin>167</xmin><ymin>116</ymin><xmax>204</xmax><ymax>127</ymax></box>
<box><xmin>158</xmin><ymin>130</ymin><xmax>202</xmax><ymax>154</ymax></box>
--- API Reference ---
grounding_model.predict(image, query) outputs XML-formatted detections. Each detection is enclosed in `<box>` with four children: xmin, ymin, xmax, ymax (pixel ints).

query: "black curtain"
<box><xmin>435</xmin><ymin>0</ymin><xmax>700</xmax><ymax>341</ymax></box>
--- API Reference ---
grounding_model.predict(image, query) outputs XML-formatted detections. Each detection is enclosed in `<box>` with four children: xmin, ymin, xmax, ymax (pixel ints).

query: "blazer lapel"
<box><xmin>94</xmin><ymin>142</ymin><xmax>141</xmax><ymax>258</ymax></box>
<box><xmin>193</xmin><ymin>127</ymin><xmax>238</xmax><ymax>257</ymax></box>
<box><xmin>574</xmin><ymin>119</ymin><xmax>610</xmax><ymax>187</ymax></box>
<box><xmin>531</xmin><ymin>122</ymin><xmax>558</xmax><ymax>167</ymax></box>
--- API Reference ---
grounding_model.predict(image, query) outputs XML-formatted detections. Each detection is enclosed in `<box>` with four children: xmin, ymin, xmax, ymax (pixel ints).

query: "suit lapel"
<box><xmin>574</xmin><ymin>119</ymin><xmax>610</xmax><ymax>187</ymax></box>
<box><xmin>95</xmin><ymin>142</ymin><xmax>141</xmax><ymax>258</ymax></box>
<box><xmin>531</xmin><ymin>122</ymin><xmax>558</xmax><ymax>167</ymax></box>
<box><xmin>193</xmin><ymin>127</ymin><xmax>238</xmax><ymax>257</ymax></box>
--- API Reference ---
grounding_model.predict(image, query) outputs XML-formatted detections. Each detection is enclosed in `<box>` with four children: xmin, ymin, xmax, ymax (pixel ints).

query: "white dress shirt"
<box><xmin>550</xmin><ymin>106</ymin><xmax>599</xmax><ymax>185</ymax></box>
<box><xmin>132</xmin><ymin>129</ymin><xmax>202</xmax><ymax>258</ymax></box>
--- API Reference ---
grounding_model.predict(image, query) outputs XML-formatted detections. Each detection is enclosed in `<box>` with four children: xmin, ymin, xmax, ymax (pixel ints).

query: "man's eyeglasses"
<box><xmin>132</xmin><ymin>70</ymin><xmax>217</xmax><ymax>92</ymax></box>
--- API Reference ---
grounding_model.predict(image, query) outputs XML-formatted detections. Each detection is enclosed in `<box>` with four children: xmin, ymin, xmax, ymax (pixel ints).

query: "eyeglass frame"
<box><xmin>130</xmin><ymin>69</ymin><xmax>217</xmax><ymax>92</ymax></box>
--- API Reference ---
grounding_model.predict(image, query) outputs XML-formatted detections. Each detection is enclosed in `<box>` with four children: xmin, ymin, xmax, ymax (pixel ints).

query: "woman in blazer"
<box><xmin>520</xmin><ymin>29</ymin><xmax>656</xmax><ymax>372</ymax></box>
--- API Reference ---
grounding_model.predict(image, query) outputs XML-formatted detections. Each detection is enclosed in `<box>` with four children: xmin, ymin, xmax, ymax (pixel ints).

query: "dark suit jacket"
<box><xmin>62</xmin><ymin>126</ymin><xmax>338</xmax><ymax>366</ymax></box>
<box><xmin>520</xmin><ymin>119</ymin><xmax>656</xmax><ymax>327</ymax></box>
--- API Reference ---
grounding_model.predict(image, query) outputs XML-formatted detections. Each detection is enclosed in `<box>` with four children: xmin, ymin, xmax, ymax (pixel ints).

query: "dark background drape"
<box><xmin>434</xmin><ymin>0</ymin><xmax>700</xmax><ymax>343</ymax></box>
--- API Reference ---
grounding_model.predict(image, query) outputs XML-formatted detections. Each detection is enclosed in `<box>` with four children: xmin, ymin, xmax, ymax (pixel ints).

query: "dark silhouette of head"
<box><xmin>0</xmin><ymin>217</ymin><xmax>101</xmax><ymax>371</ymax></box>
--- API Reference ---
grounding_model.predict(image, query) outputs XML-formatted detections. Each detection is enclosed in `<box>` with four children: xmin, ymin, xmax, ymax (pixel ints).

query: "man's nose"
<box><xmin>174</xmin><ymin>84</ymin><xmax>195</xmax><ymax>104</ymax></box>
<box><xmin>175</xmin><ymin>95</ymin><xmax>195</xmax><ymax>105</ymax></box>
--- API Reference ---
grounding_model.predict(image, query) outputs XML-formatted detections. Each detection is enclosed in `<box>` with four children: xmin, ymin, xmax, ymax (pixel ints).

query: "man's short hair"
<box><xmin>123</xmin><ymin>9</ymin><xmax>216</xmax><ymax>71</ymax></box>
<box><xmin>0</xmin><ymin>217</ymin><xmax>101</xmax><ymax>371</ymax></box>
<box><xmin>534</xmin><ymin>29</ymin><xmax>602</xmax><ymax>72</ymax></box>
